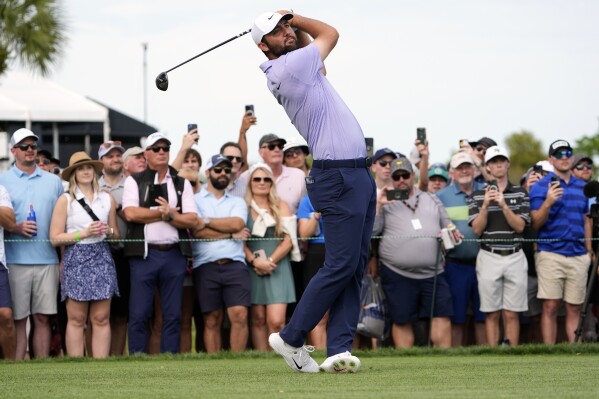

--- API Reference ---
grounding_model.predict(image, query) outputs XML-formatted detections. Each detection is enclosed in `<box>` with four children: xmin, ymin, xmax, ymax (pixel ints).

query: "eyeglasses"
<box><xmin>36</xmin><ymin>158</ymin><xmax>51</xmax><ymax>165</ymax></box>
<box><xmin>575</xmin><ymin>164</ymin><xmax>593</xmax><ymax>171</ymax></box>
<box><xmin>261</xmin><ymin>143</ymin><xmax>284</xmax><ymax>151</ymax></box>
<box><xmin>284</xmin><ymin>148</ymin><xmax>304</xmax><ymax>158</ymax></box>
<box><xmin>14</xmin><ymin>143</ymin><xmax>37</xmax><ymax>151</ymax></box>
<box><xmin>252</xmin><ymin>176</ymin><xmax>273</xmax><ymax>184</ymax></box>
<box><xmin>225</xmin><ymin>155</ymin><xmax>242</xmax><ymax>163</ymax></box>
<box><xmin>552</xmin><ymin>150</ymin><xmax>572</xmax><ymax>159</ymax></box>
<box><xmin>392</xmin><ymin>172</ymin><xmax>411</xmax><ymax>181</ymax></box>
<box><xmin>100</xmin><ymin>140</ymin><xmax>122</xmax><ymax>149</ymax></box>
<box><xmin>212</xmin><ymin>167</ymin><xmax>232</xmax><ymax>174</ymax></box>
<box><xmin>148</xmin><ymin>146</ymin><xmax>170</xmax><ymax>153</ymax></box>
<box><xmin>377</xmin><ymin>160</ymin><xmax>392</xmax><ymax>167</ymax></box>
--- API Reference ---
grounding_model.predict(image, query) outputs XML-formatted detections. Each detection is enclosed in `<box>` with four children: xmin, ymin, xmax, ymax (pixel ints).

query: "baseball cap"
<box><xmin>548</xmin><ymin>139</ymin><xmax>572</xmax><ymax>156</ymax></box>
<box><xmin>536</xmin><ymin>160</ymin><xmax>554</xmax><ymax>173</ymax></box>
<box><xmin>484</xmin><ymin>146</ymin><xmax>510</xmax><ymax>163</ymax></box>
<box><xmin>372</xmin><ymin>148</ymin><xmax>397</xmax><ymax>163</ymax></box>
<box><xmin>259</xmin><ymin>133</ymin><xmax>286</xmax><ymax>148</ymax></box>
<box><xmin>144</xmin><ymin>132</ymin><xmax>171</xmax><ymax>150</ymax></box>
<box><xmin>122</xmin><ymin>146</ymin><xmax>144</xmax><ymax>161</ymax></box>
<box><xmin>98</xmin><ymin>140</ymin><xmax>125</xmax><ymax>159</ymax></box>
<box><xmin>450</xmin><ymin>152</ymin><xmax>475</xmax><ymax>169</ymax></box>
<box><xmin>251</xmin><ymin>12</ymin><xmax>293</xmax><ymax>45</ymax></box>
<box><xmin>428</xmin><ymin>166</ymin><xmax>449</xmax><ymax>181</ymax></box>
<box><xmin>571</xmin><ymin>153</ymin><xmax>593</xmax><ymax>168</ymax></box>
<box><xmin>37</xmin><ymin>149</ymin><xmax>52</xmax><ymax>159</ymax></box>
<box><xmin>10</xmin><ymin>128</ymin><xmax>39</xmax><ymax>147</ymax></box>
<box><xmin>283</xmin><ymin>138</ymin><xmax>309</xmax><ymax>154</ymax></box>
<box><xmin>390</xmin><ymin>157</ymin><xmax>413</xmax><ymax>174</ymax></box>
<box><xmin>470</xmin><ymin>137</ymin><xmax>497</xmax><ymax>149</ymax></box>
<box><xmin>205</xmin><ymin>154</ymin><xmax>232</xmax><ymax>170</ymax></box>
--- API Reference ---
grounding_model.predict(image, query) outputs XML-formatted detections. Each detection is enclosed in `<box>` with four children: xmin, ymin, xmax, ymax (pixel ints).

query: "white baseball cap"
<box><xmin>10</xmin><ymin>128</ymin><xmax>39</xmax><ymax>147</ymax></box>
<box><xmin>450</xmin><ymin>152</ymin><xmax>475</xmax><ymax>169</ymax></box>
<box><xmin>144</xmin><ymin>132</ymin><xmax>171</xmax><ymax>150</ymax></box>
<box><xmin>484</xmin><ymin>146</ymin><xmax>510</xmax><ymax>164</ymax></box>
<box><xmin>251</xmin><ymin>12</ymin><xmax>293</xmax><ymax>45</ymax></box>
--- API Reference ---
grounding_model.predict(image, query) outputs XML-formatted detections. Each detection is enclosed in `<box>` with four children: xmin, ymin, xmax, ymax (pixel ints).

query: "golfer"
<box><xmin>252</xmin><ymin>10</ymin><xmax>376</xmax><ymax>373</ymax></box>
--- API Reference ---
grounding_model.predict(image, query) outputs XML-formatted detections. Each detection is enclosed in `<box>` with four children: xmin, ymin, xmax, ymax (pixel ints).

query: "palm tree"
<box><xmin>0</xmin><ymin>0</ymin><xmax>67</xmax><ymax>76</ymax></box>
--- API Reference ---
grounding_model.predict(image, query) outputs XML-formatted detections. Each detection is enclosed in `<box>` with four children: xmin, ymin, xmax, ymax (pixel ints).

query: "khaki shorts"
<box><xmin>8</xmin><ymin>264</ymin><xmax>59</xmax><ymax>320</ymax></box>
<box><xmin>535</xmin><ymin>251</ymin><xmax>590</xmax><ymax>305</ymax></box>
<box><xmin>476</xmin><ymin>249</ymin><xmax>528</xmax><ymax>312</ymax></box>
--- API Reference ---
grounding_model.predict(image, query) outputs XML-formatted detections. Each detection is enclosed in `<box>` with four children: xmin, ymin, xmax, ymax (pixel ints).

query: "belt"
<box><xmin>445</xmin><ymin>257</ymin><xmax>477</xmax><ymax>266</ymax></box>
<box><xmin>312</xmin><ymin>157</ymin><xmax>372</xmax><ymax>170</ymax></box>
<box><xmin>212</xmin><ymin>258</ymin><xmax>234</xmax><ymax>265</ymax></box>
<box><xmin>148</xmin><ymin>243</ymin><xmax>178</xmax><ymax>251</ymax></box>
<box><xmin>481</xmin><ymin>245</ymin><xmax>521</xmax><ymax>256</ymax></box>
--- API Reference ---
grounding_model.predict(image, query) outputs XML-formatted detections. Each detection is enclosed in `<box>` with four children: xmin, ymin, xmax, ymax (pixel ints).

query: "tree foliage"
<box><xmin>0</xmin><ymin>0</ymin><xmax>67</xmax><ymax>76</ymax></box>
<box><xmin>573</xmin><ymin>118</ymin><xmax>599</xmax><ymax>159</ymax></box>
<box><xmin>504</xmin><ymin>130</ymin><xmax>545</xmax><ymax>183</ymax></box>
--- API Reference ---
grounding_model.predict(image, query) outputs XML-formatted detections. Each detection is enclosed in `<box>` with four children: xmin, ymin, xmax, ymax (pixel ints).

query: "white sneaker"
<box><xmin>319</xmin><ymin>351</ymin><xmax>361</xmax><ymax>373</ymax></box>
<box><xmin>268</xmin><ymin>333</ymin><xmax>320</xmax><ymax>373</ymax></box>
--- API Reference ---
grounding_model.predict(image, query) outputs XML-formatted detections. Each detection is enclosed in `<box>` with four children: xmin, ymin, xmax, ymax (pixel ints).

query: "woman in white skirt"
<box><xmin>50</xmin><ymin>151</ymin><xmax>119</xmax><ymax>358</ymax></box>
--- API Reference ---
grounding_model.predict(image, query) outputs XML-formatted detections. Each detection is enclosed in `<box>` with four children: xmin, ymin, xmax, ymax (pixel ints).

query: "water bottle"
<box><xmin>27</xmin><ymin>204</ymin><xmax>37</xmax><ymax>237</ymax></box>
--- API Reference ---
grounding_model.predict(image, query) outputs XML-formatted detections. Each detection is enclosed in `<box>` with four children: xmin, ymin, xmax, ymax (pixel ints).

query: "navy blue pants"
<box><xmin>280</xmin><ymin>162</ymin><xmax>376</xmax><ymax>356</ymax></box>
<box><xmin>128</xmin><ymin>248</ymin><xmax>186</xmax><ymax>354</ymax></box>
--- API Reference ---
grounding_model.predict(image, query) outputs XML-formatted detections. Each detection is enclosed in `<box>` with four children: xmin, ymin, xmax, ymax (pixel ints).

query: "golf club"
<box><xmin>155</xmin><ymin>29</ymin><xmax>251</xmax><ymax>91</ymax></box>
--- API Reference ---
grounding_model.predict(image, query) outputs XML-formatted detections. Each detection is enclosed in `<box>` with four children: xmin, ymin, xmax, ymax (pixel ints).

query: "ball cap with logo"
<box><xmin>450</xmin><ymin>152</ymin><xmax>475</xmax><ymax>169</ymax></box>
<box><xmin>390</xmin><ymin>157</ymin><xmax>413</xmax><ymax>174</ymax></box>
<box><xmin>548</xmin><ymin>139</ymin><xmax>572</xmax><ymax>156</ymax></box>
<box><xmin>252</xmin><ymin>12</ymin><xmax>294</xmax><ymax>45</ymax></box>
<box><xmin>10</xmin><ymin>128</ymin><xmax>39</xmax><ymax>147</ymax></box>
<box><xmin>205</xmin><ymin>154</ymin><xmax>232</xmax><ymax>171</ymax></box>
<box><xmin>144</xmin><ymin>132</ymin><xmax>171</xmax><ymax>150</ymax></box>
<box><xmin>372</xmin><ymin>148</ymin><xmax>397</xmax><ymax>163</ymax></box>
<box><xmin>484</xmin><ymin>146</ymin><xmax>510</xmax><ymax>164</ymax></box>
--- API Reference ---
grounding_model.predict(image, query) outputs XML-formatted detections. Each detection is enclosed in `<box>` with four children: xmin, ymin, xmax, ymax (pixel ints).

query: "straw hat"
<box><xmin>61</xmin><ymin>151</ymin><xmax>104</xmax><ymax>181</ymax></box>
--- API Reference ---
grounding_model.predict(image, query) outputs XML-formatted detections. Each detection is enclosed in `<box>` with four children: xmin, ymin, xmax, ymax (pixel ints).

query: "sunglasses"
<box><xmin>575</xmin><ymin>164</ymin><xmax>593</xmax><ymax>171</ymax></box>
<box><xmin>252</xmin><ymin>176</ymin><xmax>273</xmax><ymax>184</ymax></box>
<box><xmin>148</xmin><ymin>146</ymin><xmax>170</xmax><ymax>153</ymax></box>
<box><xmin>261</xmin><ymin>143</ymin><xmax>284</xmax><ymax>151</ymax></box>
<box><xmin>212</xmin><ymin>167</ymin><xmax>232</xmax><ymax>174</ymax></box>
<box><xmin>225</xmin><ymin>155</ymin><xmax>242</xmax><ymax>163</ymax></box>
<box><xmin>100</xmin><ymin>140</ymin><xmax>122</xmax><ymax>149</ymax></box>
<box><xmin>392</xmin><ymin>173</ymin><xmax>411</xmax><ymax>181</ymax></box>
<box><xmin>475</xmin><ymin>146</ymin><xmax>487</xmax><ymax>153</ymax></box>
<box><xmin>552</xmin><ymin>150</ymin><xmax>572</xmax><ymax>159</ymax></box>
<box><xmin>36</xmin><ymin>158</ymin><xmax>51</xmax><ymax>165</ymax></box>
<box><xmin>377</xmin><ymin>160</ymin><xmax>392</xmax><ymax>167</ymax></box>
<box><xmin>15</xmin><ymin>143</ymin><xmax>37</xmax><ymax>151</ymax></box>
<box><xmin>284</xmin><ymin>148</ymin><xmax>304</xmax><ymax>158</ymax></box>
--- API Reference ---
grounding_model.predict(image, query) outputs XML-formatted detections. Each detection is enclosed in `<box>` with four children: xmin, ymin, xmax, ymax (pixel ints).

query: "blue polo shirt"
<box><xmin>191</xmin><ymin>188</ymin><xmax>248</xmax><ymax>267</ymax></box>
<box><xmin>436</xmin><ymin>181</ymin><xmax>485</xmax><ymax>260</ymax></box>
<box><xmin>297</xmin><ymin>195</ymin><xmax>324</xmax><ymax>245</ymax></box>
<box><xmin>529</xmin><ymin>173</ymin><xmax>587</xmax><ymax>256</ymax></box>
<box><xmin>0</xmin><ymin>165</ymin><xmax>64</xmax><ymax>265</ymax></box>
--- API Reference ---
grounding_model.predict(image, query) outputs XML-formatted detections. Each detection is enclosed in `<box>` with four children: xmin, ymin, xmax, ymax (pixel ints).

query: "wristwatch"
<box><xmin>204</xmin><ymin>216</ymin><xmax>211</xmax><ymax>226</ymax></box>
<box><xmin>167</xmin><ymin>212</ymin><xmax>174</xmax><ymax>222</ymax></box>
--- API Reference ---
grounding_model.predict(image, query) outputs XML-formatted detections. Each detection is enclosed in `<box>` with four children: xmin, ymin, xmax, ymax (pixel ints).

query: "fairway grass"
<box><xmin>2</xmin><ymin>345</ymin><xmax>599</xmax><ymax>398</ymax></box>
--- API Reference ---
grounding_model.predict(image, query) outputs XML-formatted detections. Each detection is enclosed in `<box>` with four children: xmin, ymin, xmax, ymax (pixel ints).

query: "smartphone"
<box><xmin>459</xmin><ymin>139</ymin><xmax>469</xmax><ymax>148</ymax></box>
<box><xmin>253</xmin><ymin>249</ymin><xmax>267</xmax><ymax>260</ymax></box>
<box><xmin>550</xmin><ymin>176</ymin><xmax>560</xmax><ymax>186</ymax></box>
<box><xmin>365</xmin><ymin>137</ymin><xmax>374</xmax><ymax>158</ymax></box>
<box><xmin>245</xmin><ymin>104</ymin><xmax>254</xmax><ymax>116</ymax></box>
<box><xmin>487</xmin><ymin>179</ymin><xmax>498</xmax><ymax>190</ymax></box>
<box><xmin>386</xmin><ymin>189</ymin><xmax>410</xmax><ymax>201</ymax></box>
<box><xmin>533</xmin><ymin>164</ymin><xmax>543</xmax><ymax>174</ymax></box>
<box><xmin>187</xmin><ymin>123</ymin><xmax>198</xmax><ymax>143</ymax></box>
<box><xmin>145</xmin><ymin>183</ymin><xmax>169</xmax><ymax>206</ymax></box>
<box><xmin>416</xmin><ymin>128</ymin><xmax>426</xmax><ymax>144</ymax></box>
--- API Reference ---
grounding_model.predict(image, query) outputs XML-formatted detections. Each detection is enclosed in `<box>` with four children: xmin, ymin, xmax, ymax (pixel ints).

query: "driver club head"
<box><xmin>155</xmin><ymin>72</ymin><xmax>169</xmax><ymax>91</ymax></box>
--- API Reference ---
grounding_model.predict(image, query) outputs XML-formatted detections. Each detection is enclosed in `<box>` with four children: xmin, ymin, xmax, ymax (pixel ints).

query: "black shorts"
<box><xmin>303</xmin><ymin>243</ymin><xmax>325</xmax><ymax>288</ymax></box>
<box><xmin>192</xmin><ymin>261</ymin><xmax>250</xmax><ymax>313</ymax></box>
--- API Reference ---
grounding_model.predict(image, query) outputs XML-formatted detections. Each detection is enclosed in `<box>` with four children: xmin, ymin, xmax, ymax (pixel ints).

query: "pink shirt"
<box><xmin>122</xmin><ymin>169</ymin><xmax>197</xmax><ymax>245</ymax></box>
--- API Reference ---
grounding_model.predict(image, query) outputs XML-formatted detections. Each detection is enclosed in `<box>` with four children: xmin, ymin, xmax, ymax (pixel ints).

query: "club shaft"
<box><xmin>165</xmin><ymin>29</ymin><xmax>251</xmax><ymax>74</ymax></box>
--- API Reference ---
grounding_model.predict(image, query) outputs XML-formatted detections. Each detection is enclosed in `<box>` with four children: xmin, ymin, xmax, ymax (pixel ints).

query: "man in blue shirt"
<box><xmin>253</xmin><ymin>10</ymin><xmax>376</xmax><ymax>373</ymax></box>
<box><xmin>0</xmin><ymin>128</ymin><xmax>64</xmax><ymax>359</ymax></box>
<box><xmin>530</xmin><ymin>139</ymin><xmax>590</xmax><ymax>344</ymax></box>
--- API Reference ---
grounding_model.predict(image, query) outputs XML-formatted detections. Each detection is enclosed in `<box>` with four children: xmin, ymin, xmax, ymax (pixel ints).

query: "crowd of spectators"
<box><xmin>0</xmin><ymin>117</ymin><xmax>597</xmax><ymax>360</ymax></box>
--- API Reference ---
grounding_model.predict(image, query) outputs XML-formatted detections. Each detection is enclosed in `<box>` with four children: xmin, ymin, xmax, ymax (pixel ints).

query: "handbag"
<box><xmin>356</xmin><ymin>274</ymin><xmax>390</xmax><ymax>341</ymax></box>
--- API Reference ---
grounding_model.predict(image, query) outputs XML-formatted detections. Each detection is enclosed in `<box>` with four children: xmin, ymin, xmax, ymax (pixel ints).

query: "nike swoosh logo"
<box><xmin>268</xmin><ymin>14</ymin><xmax>274</xmax><ymax>20</ymax></box>
<box><xmin>292</xmin><ymin>359</ymin><xmax>303</xmax><ymax>370</ymax></box>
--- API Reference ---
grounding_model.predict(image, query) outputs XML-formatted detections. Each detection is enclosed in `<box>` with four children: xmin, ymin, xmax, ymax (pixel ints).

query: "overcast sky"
<box><xmin>9</xmin><ymin>0</ymin><xmax>599</xmax><ymax>166</ymax></box>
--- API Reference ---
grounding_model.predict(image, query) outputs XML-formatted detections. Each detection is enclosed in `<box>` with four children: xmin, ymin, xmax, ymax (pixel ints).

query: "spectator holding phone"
<box><xmin>530</xmin><ymin>139</ymin><xmax>591</xmax><ymax>343</ymax></box>
<box><xmin>172</xmin><ymin>125</ymin><xmax>200</xmax><ymax>171</ymax></box>
<box><xmin>192</xmin><ymin>155</ymin><xmax>250</xmax><ymax>353</ymax></box>
<box><xmin>244</xmin><ymin>163</ymin><xmax>296</xmax><ymax>350</ymax></box>
<box><xmin>373</xmin><ymin>157</ymin><xmax>454</xmax><ymax>348</ymax></box>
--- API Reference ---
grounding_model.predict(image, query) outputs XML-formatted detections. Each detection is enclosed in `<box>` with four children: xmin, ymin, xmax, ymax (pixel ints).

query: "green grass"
<box><xmin>2</xmin><ymin>345</ymin><xmax>599</xmax><ymax>398</ymax></box>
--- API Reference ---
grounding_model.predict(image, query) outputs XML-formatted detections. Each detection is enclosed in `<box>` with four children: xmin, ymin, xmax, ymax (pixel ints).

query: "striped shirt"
<box><xmin>468</xmin><ymin>182</ymin><xmax>530</xmax><ymax>250</ymax></box>
<box><xmin>529</xmin><ymin>173</ymin><xmax>587</xmax><ymax>256</ymax></box>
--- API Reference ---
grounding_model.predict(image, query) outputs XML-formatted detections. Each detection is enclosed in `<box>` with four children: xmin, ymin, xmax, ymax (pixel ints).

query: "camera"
<box><xmin>487</xmin><ymin>179</ymin><xmax>498</xmax><ymax>191</ymax></box>
<box><xmin>386</xmin><ymin>189</ymin><xmax>409</xmax><ymax>201</ymax></box>
<box><xmin>245</xmin><ymin>104</ymin><xmax>254</xmax><ymax>116</ymax></box>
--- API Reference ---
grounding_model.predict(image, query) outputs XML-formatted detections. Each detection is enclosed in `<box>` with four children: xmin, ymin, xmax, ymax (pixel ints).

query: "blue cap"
<box><xmin>373</xmin><ymin>148</ymin><xmax>397</xmax><ymax>163</ymax></box>
<box><xmin>205</xmin><ymin>154</ymin><xmax>232</xmax><ymax>170</ymax></box>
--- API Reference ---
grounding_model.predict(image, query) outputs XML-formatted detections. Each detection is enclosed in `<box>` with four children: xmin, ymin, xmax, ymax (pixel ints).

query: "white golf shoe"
<box><xmin>268</xmin><ymin>333</ymin><xmax>320</xmax><ymax>373</ymax></box>
<box><xmin>319</xmin><ymin>351</ymin><xmax>361</xmax><ymax>373</ymax></box>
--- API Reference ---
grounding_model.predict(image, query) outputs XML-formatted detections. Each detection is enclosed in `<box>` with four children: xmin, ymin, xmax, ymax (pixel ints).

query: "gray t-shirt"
<box><xmin>373</xmin><ymin>188</ymin><xmax>451</xmax><ymax>279</ymax></box>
